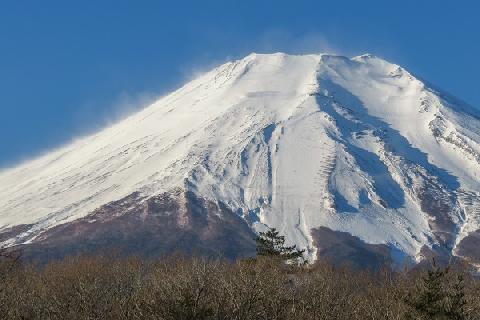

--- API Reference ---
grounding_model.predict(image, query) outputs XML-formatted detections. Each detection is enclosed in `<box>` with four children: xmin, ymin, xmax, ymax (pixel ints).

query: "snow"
<box><xmin>0</xmin><ymin>52</ymin><xmax>479</xmax><ymax>263</ymax></box>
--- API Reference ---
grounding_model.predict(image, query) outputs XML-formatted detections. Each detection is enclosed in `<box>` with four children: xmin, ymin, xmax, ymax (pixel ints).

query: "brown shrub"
<box><xmin>0</xmin><ymin>252</ymin><xmax>478</xmax><ymax>319</ymax></box>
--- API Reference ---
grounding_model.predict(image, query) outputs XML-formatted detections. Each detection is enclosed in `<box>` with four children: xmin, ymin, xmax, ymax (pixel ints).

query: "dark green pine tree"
<box><xmin>444</xmin><ymin>274</ymin><xmax>467</xmax><ymax>320</ymax></box>
<box><xmin>255</xmin><ymin>227</ymin><xmax>305</xmax><ymax>264</ymax></box>
<box><xmin>404</xmin><ymin>259</ymin><xmax>466</xmax><ymax>320</ymax></box>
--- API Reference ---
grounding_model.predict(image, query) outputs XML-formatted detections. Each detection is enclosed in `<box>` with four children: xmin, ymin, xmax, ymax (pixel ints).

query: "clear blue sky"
<box><xmin>1</xmin><ymin>0</ymin><xmax>479</xmax><ymax>168</ymax></box>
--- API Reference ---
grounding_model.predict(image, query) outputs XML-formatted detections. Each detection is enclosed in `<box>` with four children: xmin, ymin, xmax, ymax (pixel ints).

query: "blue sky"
<box><xmin>1</xmin><ymin>0</ymin><xmax>479</xmax><ymax>168</ymax></box>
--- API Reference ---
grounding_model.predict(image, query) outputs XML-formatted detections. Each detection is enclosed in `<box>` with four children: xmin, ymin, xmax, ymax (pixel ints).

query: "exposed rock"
<box><xmin>455</xmin><ymin>230</ymin><xmax>480</xmax><ymax>265</ymax></box>
<box><xmin>17</xmin><ymin>191</ymin><xmax>256</xmax><ymax>263</ymax></box>
<box><xmin>311</xmin><ymin>226</ymin><xmax>393</xmax><ymax>270</ymax></box>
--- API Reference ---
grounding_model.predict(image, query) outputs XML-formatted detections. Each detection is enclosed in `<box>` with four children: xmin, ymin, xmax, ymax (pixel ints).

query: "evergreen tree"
<box><xmin>255</xmin><ymin>227</ymin><xmax>305</xmax><ymax>264</ymax></box>
<box><xmin>444</xmin><ymin>273</ymin><xmax>466</xmax><ymax>320</ymax></box>
<box><xmin>404</xmin><ymin>259</ymin><xmax>466</xmax><ymax>320</ymax></box>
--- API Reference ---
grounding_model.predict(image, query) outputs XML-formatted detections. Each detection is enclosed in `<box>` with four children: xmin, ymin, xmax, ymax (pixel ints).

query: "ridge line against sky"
<box><xmin>1</xmin><ymin>0</ymin><xmax>479</xmax><ymax>168</ymax></box>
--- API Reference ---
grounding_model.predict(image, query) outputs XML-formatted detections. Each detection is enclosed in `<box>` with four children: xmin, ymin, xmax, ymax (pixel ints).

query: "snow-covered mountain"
<box><xmin>1</xmin><ymin>53</ymin><xmax>479</xmax><ymax>267</ymax></box>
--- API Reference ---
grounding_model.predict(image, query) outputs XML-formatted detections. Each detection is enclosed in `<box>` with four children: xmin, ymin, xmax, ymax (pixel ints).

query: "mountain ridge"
<box><xmin>1</xmin><ymin>52</ymin><xmax>479</xmax><ymax>267</ymax></box>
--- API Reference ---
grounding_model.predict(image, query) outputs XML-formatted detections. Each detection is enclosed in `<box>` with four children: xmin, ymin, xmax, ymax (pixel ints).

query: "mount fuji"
<box><xmin>1</xmin><ymin>53</ymin><xmax>479</xmax><ymax>267</ymax></box>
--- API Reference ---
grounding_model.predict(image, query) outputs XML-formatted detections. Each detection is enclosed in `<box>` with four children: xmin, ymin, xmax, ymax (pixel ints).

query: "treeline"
<box><xmin>0</xmin><ymin>252</ymin><xmax>479</xmax><ymax>319</ymax></box>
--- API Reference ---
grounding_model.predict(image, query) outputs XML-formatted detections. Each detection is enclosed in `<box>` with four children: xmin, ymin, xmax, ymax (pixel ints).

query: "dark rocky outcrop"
<box><xmin>311</xmin><ymin>226</ymin><xmax>393</xmax><ymax>270</ymax></box>
<box><xmin>15</xmin><ymin>190</ymin><xmax>256</xmax><ymax>263</ymax></box>
<box><xmin>455</xmin><ymin>230</ymin><xmax>480</xmax><ymax>265</ymax></box>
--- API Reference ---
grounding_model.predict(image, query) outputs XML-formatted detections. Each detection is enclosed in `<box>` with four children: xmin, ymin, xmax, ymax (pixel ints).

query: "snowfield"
<box><xmin>1</xmin><ymin>53</ymin><xmax>479</xmax><ymax>265</ymax></box>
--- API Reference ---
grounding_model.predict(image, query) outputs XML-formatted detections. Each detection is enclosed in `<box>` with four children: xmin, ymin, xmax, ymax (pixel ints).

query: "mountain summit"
<box><xmin>1</xmin><ymin>53</ymin><xmax>479</xmax><ymax>267</ymax></box>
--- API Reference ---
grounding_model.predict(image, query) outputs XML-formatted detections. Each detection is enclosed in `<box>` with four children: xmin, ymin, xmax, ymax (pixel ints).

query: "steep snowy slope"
<box><xmin>0</xmin><ymin>53</ymin><xmax>479</xmax><ymax>265</ymax></box>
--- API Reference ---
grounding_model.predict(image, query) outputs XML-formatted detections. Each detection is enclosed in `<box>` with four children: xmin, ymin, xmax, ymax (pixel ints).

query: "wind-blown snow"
<box><xmin>1</xmin><ymin>52</ymin><xmax>479</xmax><ymax>263</ymax></box>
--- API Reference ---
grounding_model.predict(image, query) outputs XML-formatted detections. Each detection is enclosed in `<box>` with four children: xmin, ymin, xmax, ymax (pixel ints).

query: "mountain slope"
<box><xmin>1</xmin><ymin>53</ymin><xmax>479</xmax><ymax>266</ymax></box>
